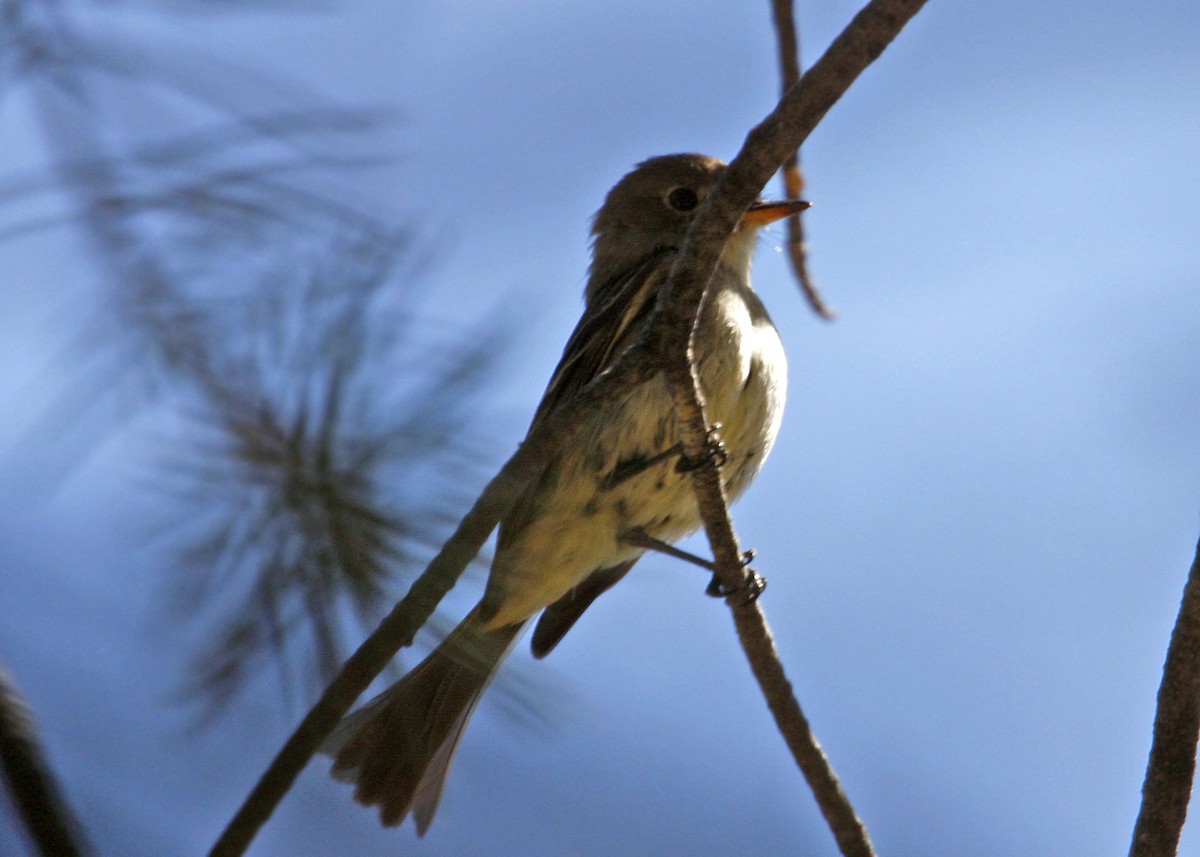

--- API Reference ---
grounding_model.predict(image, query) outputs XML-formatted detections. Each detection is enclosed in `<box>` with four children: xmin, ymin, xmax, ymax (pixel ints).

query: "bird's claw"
<box><xmin>705</xmin><ymin>567</ymin><xmax>766</xmax><ymax>603</ymax></box>
<box><xmin>676</xmin><ymin>424</ymin><xmax>728</xmax><ymax>473</ymax></box>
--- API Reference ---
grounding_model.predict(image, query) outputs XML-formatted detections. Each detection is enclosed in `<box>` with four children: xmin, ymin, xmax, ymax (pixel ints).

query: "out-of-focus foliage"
<box><xmin>157</xmin><ymin>227</ymin><xmax>508</xmax><ymax>719</ymax></box>
<box><xmin>1</xmin><ymin>0</ymin><xmax>512</xmax><ymax>722</ymax></box>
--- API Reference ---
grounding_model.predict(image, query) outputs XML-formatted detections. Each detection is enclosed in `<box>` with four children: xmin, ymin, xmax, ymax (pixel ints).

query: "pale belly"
<box><xmin>482</xmin><ymin>284</ymin><xmax>786</xmax><ymax>628</ymax></box>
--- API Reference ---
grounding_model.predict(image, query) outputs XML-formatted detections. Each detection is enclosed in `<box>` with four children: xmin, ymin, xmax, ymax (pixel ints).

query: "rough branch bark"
<box><xmin>210</xmin><ymin>1</ymin><xmax>929</xmax><ymax>853</ymax></box>
<box><xmin>1129</xmin><ymin>534</ymin><xmax>1200</xmax><ymax>857</ymax></box>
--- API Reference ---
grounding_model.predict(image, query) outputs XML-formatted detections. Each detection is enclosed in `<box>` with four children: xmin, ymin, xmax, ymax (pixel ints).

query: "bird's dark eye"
<box><xmin>666</xmin><ymin>186</ymin><xmax>699</xmax><ymax>212</ymax></box>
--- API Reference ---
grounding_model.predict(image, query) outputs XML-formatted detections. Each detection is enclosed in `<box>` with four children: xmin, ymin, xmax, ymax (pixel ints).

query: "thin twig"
<box><xmin>770</xmin><ymin>0</ymin><xmax>836</xmax><ymax>320</ymax></box>
<box><xmin>0</xmin><ymin>665</ymin><xmax>93</xmax><ymax>857</ymax></box>
<box><xmin>1129</xmin><ymin>534</ymin><xmax>1200</xmax><ymax>857</ymax></box>
<box><xmin>209</xmin><ymin>1</ymin><xmax>929</xmax><ymax>852</ymax></box>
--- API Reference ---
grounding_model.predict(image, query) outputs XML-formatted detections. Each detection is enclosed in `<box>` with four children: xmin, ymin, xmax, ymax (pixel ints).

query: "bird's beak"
<box><xmin>741</xmin><ymin>199</ymin><xmax>811</xmax><ymax>226</ymax></box>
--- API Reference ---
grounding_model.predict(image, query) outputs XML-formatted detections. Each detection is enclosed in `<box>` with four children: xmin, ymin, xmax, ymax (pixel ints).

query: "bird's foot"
<box><xmin>705</xmin><ymin>568</ymin><xmax>767</xmax><ymax>604</ymax></box>
<box><xmin>675</xmin><ymin>423</ymin><xmax>728</xmax><ymax>473</ymax></box>
<box><xmin>622</xmin><ymin>528</ymin><xmax>761</xmax><ymax>601</ymax></box>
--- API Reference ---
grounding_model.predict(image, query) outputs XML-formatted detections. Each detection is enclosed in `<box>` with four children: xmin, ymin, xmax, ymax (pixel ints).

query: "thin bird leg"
<box><xmin>600</xmin><ymin>444</ymin><xmax>684</xmax><ymax>491</ymax></box>
<box><xmin>621</xmin><ymin>527</ymin><xmax>720</xmax><ymax>570</ymax></box>
<box><xmin>601</xmin><ymin>424</ymin><xmax>729</xmax><ymax>492</ymax></box>
<box><xmin>619</xmin><ymin>527</ymin><xmax>765</xmax><ymax>602</ymax></box>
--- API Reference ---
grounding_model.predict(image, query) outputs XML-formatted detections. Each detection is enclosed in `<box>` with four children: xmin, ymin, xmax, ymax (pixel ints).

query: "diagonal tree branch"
<box><xmin>209</xmin><ymin>1</ymin><xmax>929</xmax><ymax>853</ymax></box>
<box><xmin>653</xmin><ymin>1</ymin><xmax>929</xmax><ymax>853</ymax></box>
<box><xmin>1129</xmin><ymin>534</ymin><xmax>1200</xmax><ymax>857</ymax></box>
<box><xmin>0</xmin><ymin>664</ymin><xmax>92</xmax><ymax>857</ymax></box>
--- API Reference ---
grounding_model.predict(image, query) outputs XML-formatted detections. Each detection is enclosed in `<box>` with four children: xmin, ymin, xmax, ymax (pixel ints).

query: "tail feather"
<box><xmin>321</xmin><ymin>610</ymin><xmax>524</xmax><ymax>832</ymax></box>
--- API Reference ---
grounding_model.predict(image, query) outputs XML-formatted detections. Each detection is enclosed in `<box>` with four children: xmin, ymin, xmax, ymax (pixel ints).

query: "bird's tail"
<box><xmin>321</xmin><ymin>608</ymin><xmax>524</xmax><ymax>833</ymax></box>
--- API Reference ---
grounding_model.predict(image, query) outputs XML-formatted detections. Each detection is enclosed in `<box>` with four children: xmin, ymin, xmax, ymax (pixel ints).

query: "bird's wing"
<box><xmin>495</xmin><ymin>250</ymin><xmax>672</xmax><ymax>644</ymax></box>
<box><xmin>529</xmin><ymin>559</ymin><xmax>636</xmax><ymax>658</ymax></box>
<box><xmin>526</xmin><ymin>248</ymin><xmax>671</xmax><ymax>432</ymax></box>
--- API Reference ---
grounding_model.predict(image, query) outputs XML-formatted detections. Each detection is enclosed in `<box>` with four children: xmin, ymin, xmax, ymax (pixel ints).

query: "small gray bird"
<box><xmin>323</xmin><ymin>153</ymin><xmax>805</xmax><ymax>832</ymax></box>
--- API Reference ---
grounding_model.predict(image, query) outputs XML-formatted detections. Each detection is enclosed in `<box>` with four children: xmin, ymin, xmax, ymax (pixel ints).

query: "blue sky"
<box><xmin>2</xmin><ymin>2</ymin><xmax>1199</xmax><ymax>855</ymax></box>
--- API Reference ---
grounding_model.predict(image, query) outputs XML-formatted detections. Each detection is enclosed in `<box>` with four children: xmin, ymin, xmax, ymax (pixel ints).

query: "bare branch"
<box><xmin>1129</xmin><ymin>534</ymin><xmax>1200</xmax><ymax>857</ymax></box>
<box><xmin>0</xmin><ymin>664</ymin><xmax>92</xmax><ymax>857</ymax></box>
<box><xmin>651</xmin><ymin>1</ymin><xmax>930</xmax><ymax>854</ymax></box>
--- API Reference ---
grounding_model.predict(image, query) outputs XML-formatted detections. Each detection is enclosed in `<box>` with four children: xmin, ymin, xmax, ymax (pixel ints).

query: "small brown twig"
<box><xmin>770</xmin><ymin>0</ymin><xmax>836</xmax><ymax>320</ymax></box>
<box><xmin>1129</xmin><ymin>534</ymin><xmax>1200</xmax><ymax>857</ymax></box>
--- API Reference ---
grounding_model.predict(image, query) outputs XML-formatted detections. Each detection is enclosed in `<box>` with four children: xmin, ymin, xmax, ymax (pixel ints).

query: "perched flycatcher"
<box><xmin>323</xmin><ymin>153</ymin><xmax>805</xmax><ymax>832</ymax></box>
